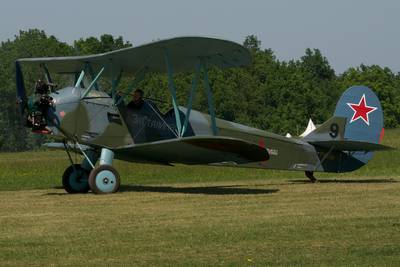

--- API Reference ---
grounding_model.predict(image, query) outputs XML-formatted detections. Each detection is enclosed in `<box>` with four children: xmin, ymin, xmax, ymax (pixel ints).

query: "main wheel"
<box><xmin>88</xmin><ymin>165</ymin><xmax>120</xmax><ymax>194</ymax></box>
<box><xmin>62</xmin><ymin>164</ymin><xmax>90</xmax><ymax>193</ymax></box>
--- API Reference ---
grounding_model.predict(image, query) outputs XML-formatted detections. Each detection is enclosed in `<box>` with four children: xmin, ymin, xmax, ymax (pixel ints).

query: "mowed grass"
<box><xmin>0</xmin><ymin>129</ymin><xmax>399</xmax><ymax>266</ymax></box>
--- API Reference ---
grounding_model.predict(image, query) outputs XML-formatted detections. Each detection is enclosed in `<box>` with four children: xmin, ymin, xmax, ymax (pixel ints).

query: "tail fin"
<box><xmin>304</xmin><ymin>86</ymin><xmax>386</xmax><ymax>172</ymax></box>
<box><xmin>334</xmin><ymin>85</ymin><xmax>383</xmax><ymax>144</ymax></box>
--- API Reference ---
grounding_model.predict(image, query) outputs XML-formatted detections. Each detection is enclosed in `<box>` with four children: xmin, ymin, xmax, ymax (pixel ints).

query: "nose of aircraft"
<box><xmin>18</xmin><ymin>86</ymin><xmax>81</xmax><ymax>135</ymax></box>
<box><xmin>45</xmin><ymin>87</ymin><xmax>82</xmax><ymax>135</ymax></box>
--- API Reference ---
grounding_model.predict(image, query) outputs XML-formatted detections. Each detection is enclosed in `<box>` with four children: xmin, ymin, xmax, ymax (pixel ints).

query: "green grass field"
<box><xmin>0</xmin><ymin>129</ymin><xmax>400</xmax><ymax>266</ymax></box>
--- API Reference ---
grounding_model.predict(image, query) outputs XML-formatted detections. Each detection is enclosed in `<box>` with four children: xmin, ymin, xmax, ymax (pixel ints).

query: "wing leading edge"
<box><xmin>17</xmin><ymin>37</ymin><xmax>251</xmax><ymax>76</ymax></box>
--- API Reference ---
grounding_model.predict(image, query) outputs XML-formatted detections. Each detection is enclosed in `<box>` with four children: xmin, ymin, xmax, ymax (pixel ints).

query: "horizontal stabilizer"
<box><xmin>303</xmin><ymin>116</ymin><xmax>393</xmax><ymax>152</ymax></box>
<box><xmin>309</xmin><ymin>140</ymin><xmax>393</xmax><ymax>152</ymax></box>
<box><xmin>115</xmin><ymin>136</ymin><xmax>269</xmax><ymax>165</ymax></box>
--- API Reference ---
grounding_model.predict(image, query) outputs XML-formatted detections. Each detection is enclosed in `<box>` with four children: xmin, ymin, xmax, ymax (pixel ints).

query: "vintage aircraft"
<box><xmin>15</xmin><ymin>37</ymin><xmax>391</xmax><ymax>194</ymax></box>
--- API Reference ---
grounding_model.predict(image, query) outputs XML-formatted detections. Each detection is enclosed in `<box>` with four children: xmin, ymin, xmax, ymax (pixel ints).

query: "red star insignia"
<box><xmin>347</xmin><ymin>94</ymin><xmax>377</xmax><ymax>125</ymax></box>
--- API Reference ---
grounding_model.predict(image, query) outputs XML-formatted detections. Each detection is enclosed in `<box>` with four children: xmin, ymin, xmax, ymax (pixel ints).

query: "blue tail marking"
<box><xmin>334</xmin><ymin>85</ymin><xmax>383</xmax><ymax>170</ymax></box>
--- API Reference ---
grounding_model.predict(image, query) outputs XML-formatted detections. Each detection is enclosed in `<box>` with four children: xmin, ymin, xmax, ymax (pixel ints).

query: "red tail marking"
<box><xmin>259</xmin><ymin>138</ymin><xmax>265</xmax><ymax>148</ymax></box>
<box><xmin>379</xmin><ymin>128</ymin><xmax>385</xmax><ymax>143</ymax></box>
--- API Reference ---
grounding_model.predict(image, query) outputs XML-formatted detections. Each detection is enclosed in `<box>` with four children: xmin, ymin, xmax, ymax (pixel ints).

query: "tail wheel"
<box><xmin>88</xmin><ymin>165</ymin><xmax>120</xmax><ymax>194</ymax></box>
<box><xmin>62</xmin><ymin>164</ymin><xmax>90</xmax><ymax>193</ymax></box>
<box><xmin>305</xmin><ymin>171</ymin><xmax>317</xmax><ymax>183</ymax></box>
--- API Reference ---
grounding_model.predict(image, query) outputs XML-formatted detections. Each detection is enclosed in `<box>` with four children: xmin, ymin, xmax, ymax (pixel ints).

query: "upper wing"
<box><xmin>17</xmin><ymin>37</ymin><xmax>251</xmax><ymax>76</ymax></box>
<box><xmin>114</xmin><ymin>136</ymin><xmax>269</xmax><ymax>165</ymax></box>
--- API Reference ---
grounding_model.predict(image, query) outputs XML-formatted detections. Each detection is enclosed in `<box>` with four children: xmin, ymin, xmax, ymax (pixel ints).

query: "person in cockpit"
<box><xmin>126</xmin><ymin>88</ymin><xmax>163</xmax><ymax>114</ymax></box>
<box><xmin>127</xmin><ymin>89</ymin><xmax>145</xmax><ymax>110</ymax></box>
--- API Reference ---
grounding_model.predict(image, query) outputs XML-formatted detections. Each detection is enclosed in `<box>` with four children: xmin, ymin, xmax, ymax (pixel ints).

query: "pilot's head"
<box><xmin>133</xmin><ymin>89</ymin><xmax>144</xmax><ymax>104</ymax></box>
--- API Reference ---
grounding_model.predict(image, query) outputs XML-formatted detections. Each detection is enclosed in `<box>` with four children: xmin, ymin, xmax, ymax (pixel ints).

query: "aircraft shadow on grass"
<box><xmin>48</xmin><ymin>185</ymin><xmax>279</xmax><ymax>195</ymax></box>
<box><xmin>287</xmin><ymin>178</ymin><xmax>398</xmax><ymax>184</ymax></box>
<box><xmin>119</xmin><ymin>184</ymin><xmax>279</xmax><ymax>195</ymax></box>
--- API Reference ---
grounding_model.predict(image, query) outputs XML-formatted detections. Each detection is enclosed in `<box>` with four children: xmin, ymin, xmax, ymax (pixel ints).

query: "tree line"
<box><xmin>0</xmin><ymin>29</ymin><xmax>399</xmax><ymax>151</ymax></box>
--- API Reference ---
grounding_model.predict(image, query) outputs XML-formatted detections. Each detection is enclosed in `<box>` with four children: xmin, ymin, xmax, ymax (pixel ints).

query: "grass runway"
<box><xmin>0</xmin><ymin>129</ymin><xmax>400</xmax><ymax>266</ymax></box>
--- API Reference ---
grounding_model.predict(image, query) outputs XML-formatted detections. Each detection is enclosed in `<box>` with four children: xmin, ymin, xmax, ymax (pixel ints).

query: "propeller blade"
<box><xmin>15</xmin><ymin>61</ymin><xmax>27</xmax><ymax>118</ymax></box>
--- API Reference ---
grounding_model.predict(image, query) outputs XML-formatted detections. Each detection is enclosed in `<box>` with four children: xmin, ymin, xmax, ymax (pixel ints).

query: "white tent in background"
<box><xmin>285</xmin><ymin>133</ymin><xmax>292</xmax><ymax>138</ymax></box>
<box><xmin>299</xmin><ymin>118</ymin><xmax>316</xmax><ymax>137</ymax></box>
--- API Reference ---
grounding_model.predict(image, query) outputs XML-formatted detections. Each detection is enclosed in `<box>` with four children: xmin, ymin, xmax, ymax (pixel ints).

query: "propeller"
<box><xmin>15</xmin><ymin>61</ymin><xmax>27</xmax><ymax>124</ymax></box>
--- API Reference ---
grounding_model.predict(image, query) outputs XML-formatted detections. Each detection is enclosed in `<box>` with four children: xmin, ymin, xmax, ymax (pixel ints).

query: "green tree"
<box><xmin>74</xmin><ymin>34</ymin><xmax>132</xmax><ymax>55</ymax></box>
<box><xmin>338</xmin><ymin>65</ymin><xmax>400</xmax><ymax>128</ymax></box>
<box><xmin>243</xmin><ymin>35</ymin><xmax>261</xmax><ymax>51</ymax></box>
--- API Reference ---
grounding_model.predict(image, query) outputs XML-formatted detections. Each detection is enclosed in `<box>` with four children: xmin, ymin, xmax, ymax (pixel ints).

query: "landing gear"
<box><xmin>88</xmin><ymin>165</ymin><xmax>120</xmax><ymax>194</ymax></box>
<box><xmin>305</xmin><ymin>171</ymin><xmax>317</xmax><ymax>183</ymax></box>
<box><xmin>62</xmin><ymin>145</ymin><xmax>120</xmax><ymax>194</ymax></box>
<box><xmin>88</xmin><ymin>148</ymin><xmax>120</xmax><ymax>194</ymax></box>
<box><xmin>62</xmin><ymin>164</ymin><xmax>90</xmax><ymax>193</ymax></box>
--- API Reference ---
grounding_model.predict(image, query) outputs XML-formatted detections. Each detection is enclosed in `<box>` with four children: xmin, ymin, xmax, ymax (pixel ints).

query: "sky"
<box><xmin>1</xmin><ymin>0</ymin><xmax>399</xmax><ymax>73</ymax></box>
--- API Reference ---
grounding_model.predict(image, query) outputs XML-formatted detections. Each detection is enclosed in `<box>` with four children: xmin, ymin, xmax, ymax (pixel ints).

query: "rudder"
<box><xmin>333</xmin><ymin>85</ymin><xmax>384</xmax><ymax>171</ymax></box>
<box><xmin>334</xmin><ymin>85</ymin><xmax>383</xmax><ymax>144</ymax></box>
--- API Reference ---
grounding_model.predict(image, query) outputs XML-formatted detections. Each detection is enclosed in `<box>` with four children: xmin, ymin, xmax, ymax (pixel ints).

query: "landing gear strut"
<box><xmin>88</xmin><ymin>148</ymin><xmax>120</xmax><ymax>194</ymax></box>
<box><xmin>305</xmin><ymin>171</ymin><xmax>317</xmax><ymax>183</ymax></box>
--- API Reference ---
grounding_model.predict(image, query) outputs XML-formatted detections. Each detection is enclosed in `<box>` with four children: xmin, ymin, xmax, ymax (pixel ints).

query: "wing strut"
<box><xmin>75</xmin><ymin>69</ymin><xmax>86</xmax><ymax>88</ymax></box>
<box><xmin>182</xmin><ymin>62</ymin><xmax>201</xmax><ymax>135</ymax></box>
<box><xmin>86</xmin><ymin>63</ymin><xmax>99</xmax><ymax>90</ymax></box>
<box><xmin>81</xmin><ymin>67</ymin><xmax>105</xmax><ymax>98</ymax></box>
<box><xmin>73</xmin><ymin>62</ymin><xmax>105</xmax><ymax>90</ymax></box>
<box><xmin>161</xmin><ymin>56</ymin><xmax>219</xmax><ymax>137</ymax></box>
<box><xmin>202</xmin><ymin>61</ymin><xmax>218</xmax><ymax>135</ymax></box>
<box><xmin>164</xmin><ymin>48</ymin><xmax>183</xmax><ymax>137</ymax></box>
<box><xmin>41</xmin><ymin>63</ymin><xmax>53</xmax><ymax>84</ymax></box>
<box><xmin>111</xmin><ymin>70</ymin><xmax>123</xmax><ymax>100</ymax></box>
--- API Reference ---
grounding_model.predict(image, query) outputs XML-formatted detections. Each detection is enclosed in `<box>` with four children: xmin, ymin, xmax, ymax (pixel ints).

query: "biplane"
<box><xmin>15</xmin><ymin>37</ymin><xmax>391</xmax><ymax>194</ymax></box>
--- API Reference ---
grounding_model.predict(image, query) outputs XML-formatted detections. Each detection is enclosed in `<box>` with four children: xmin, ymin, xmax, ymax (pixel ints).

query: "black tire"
<box><xmin>88</xmin><ymin>165</ymin><xmax>120</xmax><ymax>194</ymax></box>
<box><xmin>62</xmin><ymin>164</ymin><xmax>90</xmax><ymax>193</ymax></box>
